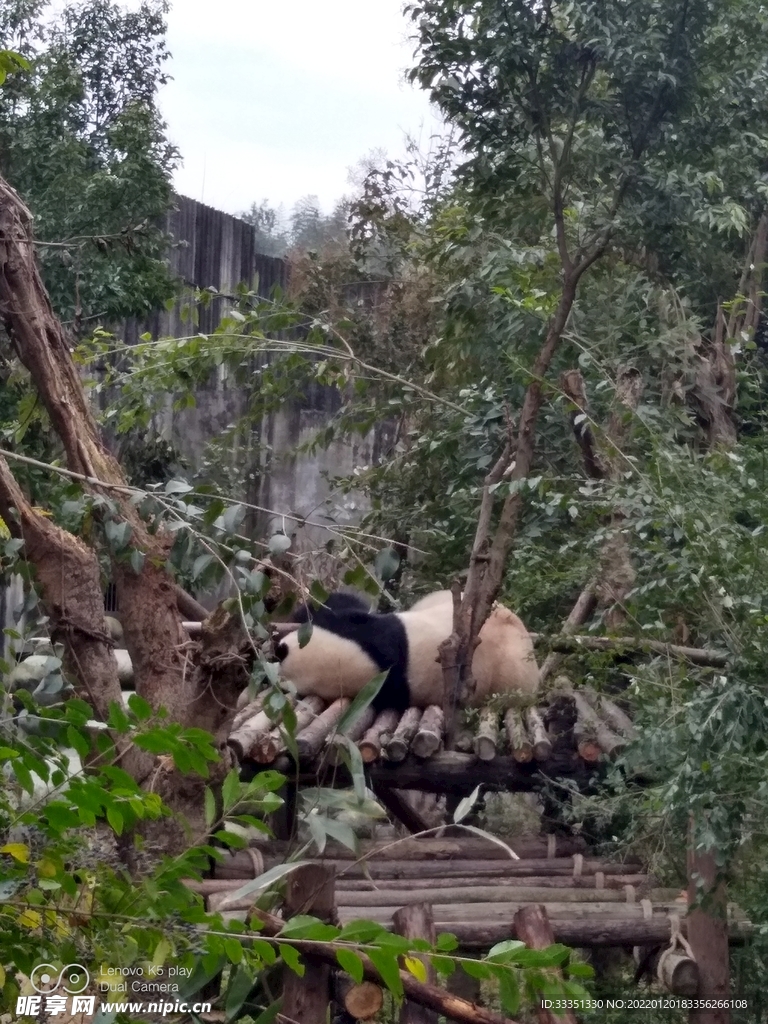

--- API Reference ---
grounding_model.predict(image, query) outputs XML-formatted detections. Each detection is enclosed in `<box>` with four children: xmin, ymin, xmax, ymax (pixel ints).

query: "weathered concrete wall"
<box><xmin>121</xmin><ymin>196</ymin><xmax>389</xmax><ymax>552</ymax></box>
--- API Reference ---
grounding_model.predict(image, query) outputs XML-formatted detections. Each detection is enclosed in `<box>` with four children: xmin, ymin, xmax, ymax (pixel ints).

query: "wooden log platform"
<box><xmin>230</xmin><ymin>685</ymin><xmax>634</xmax><ymax>776</ymax></box>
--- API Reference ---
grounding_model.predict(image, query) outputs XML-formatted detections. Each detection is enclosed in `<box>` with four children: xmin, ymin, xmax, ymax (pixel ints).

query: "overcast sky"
<box><xmin>159</xmin><ymin>0</ymin><xmax>441</xmax><ymax>217</ymax></box>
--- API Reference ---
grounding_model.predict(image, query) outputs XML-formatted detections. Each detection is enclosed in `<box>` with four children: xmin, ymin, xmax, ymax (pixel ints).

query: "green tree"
<box><xmin>0</xmin><ymin>0</ymin><xmax>177</xmax><ymax>329</ymax></box>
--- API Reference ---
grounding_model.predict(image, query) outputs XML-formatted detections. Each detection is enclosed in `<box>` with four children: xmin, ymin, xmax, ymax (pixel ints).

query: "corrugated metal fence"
<box><xmin>120</xmin><ymin>195</ymin><xmax>289</xmax><ymax>343</ymax></box>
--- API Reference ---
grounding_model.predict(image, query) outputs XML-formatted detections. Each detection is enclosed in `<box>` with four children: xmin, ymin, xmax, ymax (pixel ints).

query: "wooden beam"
<box><xmin>394</xmin><ymin>902</ymin><xmax>438</xmax><ymax>1024</ymax></box>
<box><xmin>514</xmin><ymin>905</ymin><xmax>577</xmax><ymax>1024</ymax></box>
<box><xmin>282</xmin><ymin>864</ymin><xmax>334</xmax><ymax>1024</ymax></box>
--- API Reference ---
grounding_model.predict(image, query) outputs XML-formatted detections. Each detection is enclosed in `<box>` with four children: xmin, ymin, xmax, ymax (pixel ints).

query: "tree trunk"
<box><xmin>393</xmin><ymin>902</ymin><xmax>438</xmax><ymax>1024</ymax></box>
<box><xmin>0</xmin><ymin>174</ymin><xmax>248</xmax><ymax>835</ymax></box>
<box><xmin>687</xmin><ymin>843</ymin><xmax>730</xmax><ymax>1024</ymax></box>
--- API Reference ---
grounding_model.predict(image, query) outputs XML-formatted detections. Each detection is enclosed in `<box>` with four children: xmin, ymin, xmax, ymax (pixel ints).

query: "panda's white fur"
<box><xmin>277</xmin><ymin>590</ymin><xmax>539</xmax><ymax>708</ymax></box>
<box><xmin>408</xmin><ymin>590</ymin><xmax>539</xmax><ymax>700</ymax></box>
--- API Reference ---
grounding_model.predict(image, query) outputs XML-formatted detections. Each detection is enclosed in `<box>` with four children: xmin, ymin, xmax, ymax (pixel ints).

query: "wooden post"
<box><xmin>687</xmin><ymin>842</ymin><xmax>730</xmax><ymax>1024</ymax></box>
<box><xmin>393</xmin><ymin>901</ymin><xmax>438</xmax><ymax>1024</ymax></box>
<box><xmin>514</xmin><ymin>904</ymin><xmax>577</xmax><ymax>1024</ymax></box>
<box><xmin>282</xmin><ymin>864</ymin><xmax>335</xmax><ymax>1024</ymax></box>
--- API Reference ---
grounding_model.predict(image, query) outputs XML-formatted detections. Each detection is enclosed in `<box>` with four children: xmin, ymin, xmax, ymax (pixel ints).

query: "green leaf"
<box><xmin>127</xmin><ymin>694</ymin><xmax>152</xmax><ymax>720</ymax></box>
<box><xmin>224</xmin><ymin>938</ymin><xmax>243</xmax><ymax>964</ymax></box>
<box><xmin>106</xmin><ymin>807</ymin><xmax>124</xmax><ymax>835</ymax></box>
<box><xmin>436</xmin><ymin>932</ymin><xmax>458</xmax><ymax>952</ymax></box>
<box><xmin>297</xmin><ymin>620</ymin><xmax>313</xmax><ymax>649</ymax></box>
<box><xmin>337</xmin><ymin>920</ymin><xmax>387</xmax><ymax>944</ymax></box>
<box><xmin>278</xmin><ymin>943</ymin><xmax>304</xmax><ymax>976</ymax></box>
<box><xmin>566</xmin><ymin>962</ymin><xmax>595</xmax><ymax>978</ymax></box>
<box><xmin>251</xmin><ymin>1000</ymin><xmax>281</xmax><ymax>1024</ymax></box>
<box><xmin>452</xmin><ymin>784</ymin><xmax>482</xmax><ymax>824</ymax></box>
<box><xmin>221</xmin><ymin>768</ymin><xmax>240</xmax><ymax>813</ymax></box>
<box><xmin>217</xmin><ymin>861</ymin><xmax>309</xmax><ymax>909</ymax></box>
<box><xmin>224</xmin><ymin>964</ymin><xmax>254</xmax><ymax>1019</ymax></box>
<box><xmin>336</xmin><ymin>671</ymin><xmax>389</xmax><ymax>736</ymax></box>
<box><xmin>336</xmin><ymin>948</ymin><xmax>365</xmax><ymax>984</ymax></box>
<box><xmin>460</xmin><ymin>959</ymin><xmax>492</xmax><ymax>980</ymax></box>
<box><xmin>374</xmin><ymin>546</ymin><xmax>400</xmax><ymax>581</ymax></box>
<box><xmin>268</xmin><ymin>532</ymin><xmax>292</xmax><ymax>556</ymax></box>
<box><xmin>66</xmin><ymin>725</ymin><xmax>90</xmax><ymax>761</ymax></box>
<box><xmin>204</xmin><ymin>788</ymin><xmax>217</xmax><ymax>828</ymax></box>
<box><xmin>368</xmin><ymin>948</ymin><xmax>403</xmax><ymax>1001</ymax></box>
<box><xmin>403</xmin><ymin>956</ymin><xmax>427</xmax><ymax>983</ymax></box>
<box><xmin>486</xmin><ymin>939</ymin><xmax>526</xmax><ymax>962</ymax></box>
<box><xmin>192</xmin><ymin>553</ymin><xmax>214</xmax><ymax>579</ymax></box>
<box><xmin>498</xmin><ymin>968</ymin><xmax>521</xmax><ymax>1015</ymax></box>
<box><xmin>278</xmin><ymin>915</ymin><xmax>338</xmax><ymax>941</ymax></box>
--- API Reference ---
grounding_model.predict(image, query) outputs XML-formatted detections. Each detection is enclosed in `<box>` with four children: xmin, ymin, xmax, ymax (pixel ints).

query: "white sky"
<box><xmin>160</xmin><ymin>0</ymin><xmax>441</xmax><ymax>217</ymax></box>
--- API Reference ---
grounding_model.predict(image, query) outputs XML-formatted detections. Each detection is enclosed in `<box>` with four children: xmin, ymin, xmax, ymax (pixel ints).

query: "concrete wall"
<box><xmin>121</xmin><ymin>196</ymin><xmax>390</xmax><ymax>552</ymax></box>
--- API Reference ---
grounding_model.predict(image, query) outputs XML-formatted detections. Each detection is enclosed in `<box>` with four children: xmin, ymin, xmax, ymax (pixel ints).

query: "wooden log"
<box><xmin>393</xmin><ymin>902</ymin><xmax>438</xmax><ymax>1024</ymax></box>
<box><xmin>553</xmin><ymin>679</ymin><xmax>623</xmax><ymax>760</ymax></box>
<box><xmin>455</xmin><ymin>727</ymin><xmax>474</xmax><ymax>753</ymax></box>
<box><xmin>525</xmin><ymin>707</ymin><xmax>552</xmax><ymax>761</ymax></box>
<box><xmin>599</xmin><ymin>694</ymin><xmax>635</xmax><ymax>738</ymax></box>
<box><xmin>366</xmin><ymin>751</ymin><xmax>538</xmax><ymax>794</ymax></box>
<box><xmin>251</xmin><ymin>695</ymin><xmax>325</xmax><ymax>763</ymax></box>
<box><xmin>374</xmin><ymin>787</ymin><xmax>435</xmax><ymax>835</ymax></box>
<box><xmin>326</xmin><ymin>706</ymin><xmax>376</xmax><ymax>765</ymax></box>
<box><xmin>229</xmin><ymin>697</ymin><xmax>292</xmax><ymax>761</ymax></box>
<box><xmin>338</xmin><ymin>886</ymin><xmax>681</xmax><ymax>908</ymax></box>
<box><xmin>231</xmin><ymin>690</ymin><xmax>268</xmax><ymax>731</ymax></box>
<box><xmin>532</xmin><ymin>632</ymin><xmax>728</xmax><ymax>668</ymax></box>
<box><xmin>359</xmin><ymin>708</ymin><xmax>400</xmax><ymax>762</ymax></box>
<box><xmin>386</xmin><ymin>707</ymin><xmax>423</xmax><ymax>762</ymax></box>
<box><xmin>335</xmin><ymin>874</ymin><xmax>650</xmax><ymax>892</ymax></box>
<box><xmin>216</xmin><ymin>852</ymin><xmax>641</xmax><ymax>882</ymax></box>
<box><xmin>334</xmin><ymin>911</ymin><xmax>752</xmax><ymax>950</ymax></box>
<box><xmin>233</xmin><ymin>904</ymin><xmax>750</xmax><ymax>952</ymax></box>
<box><xmin>282</xmin><ymin>864</ymin><xmax>335</xmax><ymax>1024</ymax></box>
<box><xmin>650</xmin><ymin>949</ymin><xmax>700</xmax><ymax>996</ymax></box>
<box><xmin>338</xmin><ymin>900</ymin><xmax>690</xmax><ymax>925</ymax></box>
<box><xmin>245</xmin><ymin>834</ymin><xmax>587</xmax><ymax>864</ymax></box>
<box><xmin>240</xmin><ymin>907</ymin><xmax>518</xmax><ymax>1024</ymax></box>
<box><xmin>296</xmin><ymin>698</ymin><xmax>351</xmax><ymax>760</ymax></box>
<box><xmin>514</xmin><ymin>905</ymin><xmax>577</xmax><ymax>1024</ymax></box>
<box><xmin>411</xmin><ymin>705</ymin><xmax>444</xmax><ymax>758</ymax></box>
<box><xmin>504</xmin><ymin>708</ymin><xmax>533</xmax><ymax>762</ymax></box>
<box><xmin>473</xmin><ymin>706</ymin><xmax>499</xmax><ymax>761</ymax></box>
<box><xmin>335</xmin><ymin>977</ymin><xmax>384</xmax><ymax>1020</ymax></box>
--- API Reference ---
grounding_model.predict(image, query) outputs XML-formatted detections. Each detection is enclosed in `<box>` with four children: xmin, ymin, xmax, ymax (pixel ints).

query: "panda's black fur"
<box><xmin>284</xmin><ymin>592</ymin><xmax>412</xmax><ymax>712</ymax></box>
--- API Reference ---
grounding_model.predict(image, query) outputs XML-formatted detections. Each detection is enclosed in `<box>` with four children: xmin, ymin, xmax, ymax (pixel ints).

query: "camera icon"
<box><xmin>30</xmin><ymin>963</ymin><xmax>90</xmax><ymax>995</ymax></box>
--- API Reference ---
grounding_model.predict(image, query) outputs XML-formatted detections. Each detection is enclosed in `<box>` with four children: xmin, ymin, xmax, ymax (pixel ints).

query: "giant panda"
<box><xmin>274</xmin><ymin>589</ymin><xmax>539</xmax><ymax>712</ymax></box>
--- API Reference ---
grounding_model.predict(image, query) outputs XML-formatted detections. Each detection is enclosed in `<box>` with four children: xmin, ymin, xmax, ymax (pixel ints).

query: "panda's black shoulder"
<box><xmin>290</xmin><ymin>591</ymin><xmax>371</xmax><ymax>630</ymax></box>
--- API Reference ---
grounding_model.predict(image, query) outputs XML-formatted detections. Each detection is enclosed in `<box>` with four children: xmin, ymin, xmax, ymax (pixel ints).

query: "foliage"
<box><xmin>0</xmin><ymin>0</ymin><xmax>177</xmax><ymax>330</ymax></box>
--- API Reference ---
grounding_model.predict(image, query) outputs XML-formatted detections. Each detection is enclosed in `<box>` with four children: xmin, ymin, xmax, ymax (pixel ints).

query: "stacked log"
<box><xmin>231</xmin><ymin>685</ymin><xmax>633</xmax><ymax>770</ymax></box>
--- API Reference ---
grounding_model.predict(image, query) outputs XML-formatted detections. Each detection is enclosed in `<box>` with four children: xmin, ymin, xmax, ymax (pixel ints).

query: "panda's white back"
<box><xmin>406</xmin><ymin>591</ymin><xmax>540</xmax><ymax>702</ymax></box>
<box><xmin>278</xmin><ymin>626</ymin><xmax>380</xmax><ymax>701</ymax></box>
